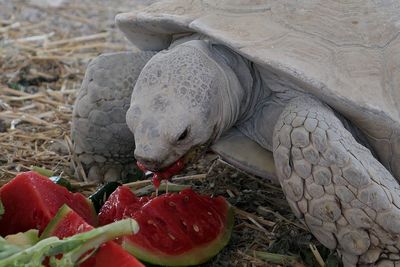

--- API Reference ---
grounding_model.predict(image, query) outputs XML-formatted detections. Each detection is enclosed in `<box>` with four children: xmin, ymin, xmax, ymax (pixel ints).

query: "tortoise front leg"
<box><xmin>273</xmin><ymin>96</ymin><xmax>400</xmax><ymax>267</ymax></box>
<box><xmin>72</xmin><ymin>51</ymin><xmax>156</xmax><ymax>181</ymax></box>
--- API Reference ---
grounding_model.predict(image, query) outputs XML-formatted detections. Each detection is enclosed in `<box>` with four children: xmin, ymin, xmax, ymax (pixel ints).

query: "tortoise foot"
<box><xmin>74</xmin><ymin>153</ymin><xmax>139</xmax><ymax>182</ymax></box>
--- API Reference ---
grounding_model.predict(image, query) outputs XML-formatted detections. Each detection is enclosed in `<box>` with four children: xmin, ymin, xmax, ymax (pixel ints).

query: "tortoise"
<box><xmin>71</xmin><ymin>0</ymin><xmax>400</xmax><ymax>266</ymax></box>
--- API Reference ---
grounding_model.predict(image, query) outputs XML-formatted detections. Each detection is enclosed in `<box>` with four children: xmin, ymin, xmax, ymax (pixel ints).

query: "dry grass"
<box><xmin>0</xmin><ymin>0</ymin><xmax>135</xmax><ymax>181</ymax></box>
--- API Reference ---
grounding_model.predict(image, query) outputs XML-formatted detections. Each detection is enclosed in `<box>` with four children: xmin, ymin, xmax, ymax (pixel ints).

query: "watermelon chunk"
<box><xmin>42</xmin><ymin>205</ymin><xmax>144</xmax><ymax>267</ymax></box>
<box><xmin>80</xmin><ymin>242</ymin><xmax>144</xmax><ymax>267</ymax></box>
<box><xmin>98</xmin><ymin>186</ymin><xmax>234</xmax><ymax>266</ymax></box>
<box><xmin>0</xmin><ymin>171</ymin><xmax>97</xmax><ymax>236</ymax></box>
<box><xmin>98</xmin><ymin>186</ymin><xmax>150</xmax><ymax>226</ymax></box>
<box><xmin>40</xmin><ymin>205</ymin><xmax>93</xmax><ymax>239</ymax></box>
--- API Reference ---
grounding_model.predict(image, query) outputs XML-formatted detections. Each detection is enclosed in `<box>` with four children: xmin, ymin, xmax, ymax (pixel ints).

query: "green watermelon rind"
<box><xmin>83</xmin><ymin>197</ymin><xmax>98</xmax><ymax>226</ymax></box>
<box><xmin>122</xmin><ymin>201</ymin><xmax>234</xmax><ymax>266</ymax></box>
<box><xmin>40</xmin><ymin>204</ymin><xmax>74</xmax><ymax>239</ymax></box>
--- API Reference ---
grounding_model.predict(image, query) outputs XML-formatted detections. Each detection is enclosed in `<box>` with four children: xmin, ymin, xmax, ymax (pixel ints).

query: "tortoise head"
<box><xmin>126</xmin><ymin>41</ymin><xmax>226</xmax><ymax>171</ymax></box>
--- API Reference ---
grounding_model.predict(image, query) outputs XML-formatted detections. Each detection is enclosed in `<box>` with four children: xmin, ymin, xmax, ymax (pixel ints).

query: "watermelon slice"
<box><xmin>79</xmin><ymin>242</ymin><xmax>144</xmax><ymax>267</ymax></box>
<box><xmin>98</xmin><ymin>186</ymin><xmax>150</xmax><ymax>226</ymax></box>
<box><xmin>98</xmin><ymin>186</ymin><xmax>234</xmax><ymax>266</ymax></box>
<box><xmin>41</xmin><ymin>205</ymin><xmax>144</xmax><ymax>267</ymax></box>
<box><xmin>40</xmin><ymin>205</ymin><xmax>93</xmax><ymax>239</ymax></box>
<box><xmin>0</xmin><ymin>171</ymin><xmax>97</xmax><ymax>236</ymax></box>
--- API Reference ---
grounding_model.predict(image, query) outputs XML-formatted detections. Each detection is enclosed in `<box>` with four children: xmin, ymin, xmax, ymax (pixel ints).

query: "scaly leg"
<box><xmin>71</xmin><ymin>51</ymin><xmax>156</xmax><ymax>181</ymax></box>
<box><xmin>273</xmin><ymin>96</ymin><xmax>400</xmax><ymax>267</ymax></box>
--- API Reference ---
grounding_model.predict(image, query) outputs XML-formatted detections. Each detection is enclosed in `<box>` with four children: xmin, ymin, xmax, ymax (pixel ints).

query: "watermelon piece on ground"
<box><xmin>98</xmin><ymin>186</ymin><xmax>150</xmax><ymax>226</ymax></box>
<box><xmin>41</xmin><ymin>205</ymin><xmax>144</xmax><ymax>267</ymax></box>
<box><xmin>0</xmin><ymin>171</ymin><xmax>97</xmax><ymax>236</ymax></box>
<box><xmin>79</xmin><ymin>241</ymin><xmax>145</xmax><ymax>267</ymax></box>
<box><xmin>98</xmin><ymin>186</ymin><xmax>234</xmax><ymax>266</ymax></box>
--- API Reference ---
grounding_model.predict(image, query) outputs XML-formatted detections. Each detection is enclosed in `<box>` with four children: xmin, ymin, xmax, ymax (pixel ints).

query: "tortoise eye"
<box><xmin>177</xmin><ymin>128</ymin><xmax>189</xmax><ymax>141</ymax></box>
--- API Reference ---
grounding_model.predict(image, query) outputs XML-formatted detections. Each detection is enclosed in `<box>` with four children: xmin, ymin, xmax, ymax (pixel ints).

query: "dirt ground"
<box><xmin>0</xmin><ymin>1</ymin><xmax>340</xmax><ymax>266</ymax></box>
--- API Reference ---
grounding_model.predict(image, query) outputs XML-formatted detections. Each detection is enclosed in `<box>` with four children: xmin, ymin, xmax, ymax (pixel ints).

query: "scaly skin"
<box><xmin>71</xmin><ymin>51</ymin><xmax>156</xmax><ymax>181</ymax></box>
<box><xmin>273</xmin><ymin>96</ymin><xmax>400</xmax><ymax>267</ymax></box>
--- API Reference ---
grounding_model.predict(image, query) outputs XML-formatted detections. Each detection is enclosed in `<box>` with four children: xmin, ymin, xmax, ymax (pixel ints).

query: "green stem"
<box><xmin>134</xmin><ymin>183</ymin><xmax>191</xmax><ymax>196</ymax></box>
<box><xmin>57</xmin><ymin>218</ymin><xmax>139</xmax><ymax>264</ymax></box>
<box><xmin>0</xmin><ymin>238</ymin><xmax>23</xmax><ymax>260</ymax></box>
<box><xmin>31</xmin><ymin>166</ymin><xmax>54</xmax><ymax>177</ymax></box>
<box><xmin>0</xmin><ymin>237</ymin><xmax>62</xmax><ymax>267</ymax></box>
<box><xmin>253</xmin><ymin>250</ymin><xmax>299</xmax><ymax>264</ymax></box>
<box><xmin>0</xmin><ymin>219</ymin><xmax>140</xmax><ymax>267</ymax></box>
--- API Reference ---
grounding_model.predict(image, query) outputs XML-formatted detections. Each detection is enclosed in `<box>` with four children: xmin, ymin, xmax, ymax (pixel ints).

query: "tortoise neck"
<box><xmin>209</xmin><ymin>43</ymin><xmax>267</xmax><ymax>134</ymax></box>
<box><xmin>176</xmin><ymin>40</ymin><xmax>245</xmax><ymax>141</ymax></box>
<box><xmin>182</xmin><ymin>40</ymin><xmax>265</xmax><ymax>141</ymax></box>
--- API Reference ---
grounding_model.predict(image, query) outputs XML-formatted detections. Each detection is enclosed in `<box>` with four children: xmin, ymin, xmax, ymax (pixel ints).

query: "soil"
<box><xmin>0</xmin><ymin>1</ymin><xmax>340</xmax><ymax>266</ymax></box>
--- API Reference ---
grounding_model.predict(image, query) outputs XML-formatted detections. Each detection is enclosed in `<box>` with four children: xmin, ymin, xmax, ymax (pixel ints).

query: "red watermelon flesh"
<box><xmin>41</xmin><ymin>205</ymin><xmax>93</xmax><ymax>239</ymax></box>
<box><xmin>41</xmin><ymin>205</ymin><xmax>144</xmax><ymax>267</ymax></box>
<box><xmin>98</xmin><ymin>186</ymin><xmax>234</xmax><ymax>266</ymax></box>
<box><xmin>98</xmin><ymin>186</ymin><xmax>150</xmax><ymax>226</ymax></box>
<box><xmin>0</xmin><ymin>171</ymin><xmax>97</xmax><ymax>236</ymax></box>
<box><xmin>80</xmin><ymin>242</ymin><xmax>144</xmax><ymax>267</ymax></box>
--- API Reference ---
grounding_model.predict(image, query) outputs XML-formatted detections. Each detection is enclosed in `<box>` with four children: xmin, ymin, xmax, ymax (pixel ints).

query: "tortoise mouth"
<box><xmin>136</xmin><ymin>143</ymin><xmax>211</xmax><ymax>180</ymax></box>
<box><xmin>137</xmin><ymin>158</ymin><xmax>184</xmax><ymax>181</ymax></box>
<box><xmin>136</xmin><ymin>124</ymin><xmax>217</xmax><ymax>179</ymax></box>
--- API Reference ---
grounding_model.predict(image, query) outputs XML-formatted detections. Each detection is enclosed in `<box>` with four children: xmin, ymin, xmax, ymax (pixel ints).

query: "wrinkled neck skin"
<box><xmin>197</xmin><ymin>41</ymin><xmax>267</xmax><ymax>142</ymax></box>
